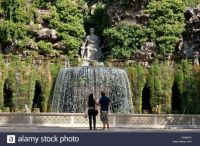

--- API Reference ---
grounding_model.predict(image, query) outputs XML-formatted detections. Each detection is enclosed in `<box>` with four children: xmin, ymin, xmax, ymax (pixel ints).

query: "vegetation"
<box><xmin>146</xmin><ymin>0</ymin><xmax>186</xmax><ymax>57</ymax></box>
<box><xmin>128</xmin><ymin>64</ymin><xmax>147</xmax><ymax>113</ymax></box>
<box><xmin>0</xmin><ymin>55</ymin><xmax>64</xmax><ymax>112</ymax></box>
<box><xmin>49</xmin><ymin>0</ymin><xmax>85</xmax><ymax>55</ymax></box>
<box><xmin>0</xmin><ymin>0</ymin><xmax>85</xmax><ymax>56</ymax></box>
<box><xmin>1</xmin><ymin>0</ymin><xmax>34</xmax><ymax>23</ymax></box>
<box><xmin>127</xmin><ymin>60</ymin><xmax>200</xmax><ymax>114</ymax></box>
<box><xmin>0</xmin><ymin>56</ymin><xmax>200</xmax><ymax>114</ymax></box>
<box><xmin>184</xmin><ymin>0</ymin><xmax>200</xmax><ymax>7</ymax></box>
<box><xmin>148</xmin><ymin>61</ymin><xmax>174</xmax><ymax>113</ymax></box>
<box><xmin>175</xmin><ymin>60</ymin><xmax>200</xmax><ymax>114</ymax></box>
<box><xmin>0</xmin><ymin>0</ymin><xmax>200</xmax><ymax>114</ymax></box>
<box><xmin>0</xmin><ymin>0</ymin><xmax>198</xmax><ymax>58</ymax></box>
<box><xmin>84</xmin><ymin>2</ymin><xmax>109</xmax><ymax>36</ymax></box>
<box><xmin>0</xmin><ymin>54</ymin><xmax>6</xmax><ymax>109</ymax></box>
<box><xmin>104</xmin><ymin>22</ymin><xmax>147</xmax><ymax>59</ymax></box>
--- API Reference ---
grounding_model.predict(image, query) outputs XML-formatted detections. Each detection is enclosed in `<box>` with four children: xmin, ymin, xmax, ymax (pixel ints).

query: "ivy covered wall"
<box><xmin>128</xmin><ymin>64</ymin><xmax>147</xmax><ymax>113</ymax></box>
<box><xmin>0</xmin><ymin>56</ymin><xmax>200</xmax><ymax>114</ymax></box>
<box><xmin>0</xmin><ymin>55</ymin><xmax>6</xmax><ymax>109</ymax></box>
<box><xmin>127</xmin><ymin>60</ymin><xmax>200</xmax><ymax>114</ymax></box>
<box><xmin>0</xmin><ymin>55</ymin><xmax>63</xmax><ymax>112</ymax></box>
<box><xmin>147</xmin><ymin>61</ymin><xmax>174</xmax><ymax>113</ymax></box>
<box><xmin>175</xmin><ymin>60</ymin><xmax>200</xmax><ymax>114</ymax></box>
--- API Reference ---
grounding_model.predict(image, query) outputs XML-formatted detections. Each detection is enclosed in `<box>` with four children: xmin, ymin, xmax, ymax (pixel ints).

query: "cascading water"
<box><xmin>51</xmin><ymin>66</ymin><xmax>133</xmax><ymax>113</ymax></box>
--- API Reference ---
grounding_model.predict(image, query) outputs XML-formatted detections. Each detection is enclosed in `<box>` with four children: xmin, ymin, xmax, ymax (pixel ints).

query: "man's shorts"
<box><xmin>100</xmin><ymin>111</ymin><xmax>109</xmax><ymax>122</ymax></box>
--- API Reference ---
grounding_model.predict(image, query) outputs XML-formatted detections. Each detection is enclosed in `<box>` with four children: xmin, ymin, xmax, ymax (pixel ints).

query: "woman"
<box><xmin>87</xmin><ymin>93</ymin><xmax>97</xmax><ymax>130</ymax></box>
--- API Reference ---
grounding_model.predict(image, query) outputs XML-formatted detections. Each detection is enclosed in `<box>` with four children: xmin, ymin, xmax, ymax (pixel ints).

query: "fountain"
<box><xmin>52</xmin><ymin>28</ymin><xmax>133</xmax><ymax>113</ymax></box>
<box><xmin>51</xmin><ymin>66</ymin><xmax>133</xmax><ymax>113</ymax></box>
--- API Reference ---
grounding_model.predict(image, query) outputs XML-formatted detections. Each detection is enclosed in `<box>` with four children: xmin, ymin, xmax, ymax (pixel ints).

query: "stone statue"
<box><xmin>81</xmin><ymin>28</ymin><xmax>103</xmax><ymax>60</ymax></box>
<box><xmin>194</xmin><ymin>51</ymin><xmax>199</xmax><ymax>65</ymax></box>
<box><xmin>24</xmin><ymin>104</ymin><xmax>31</xmax><ymax>113</ymax></box>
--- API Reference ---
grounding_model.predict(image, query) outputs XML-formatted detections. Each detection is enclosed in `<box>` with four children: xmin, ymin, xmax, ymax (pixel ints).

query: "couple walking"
<box><xmin>86</xmin><ymin>91</ymin><xmax>110</xmax><ymax>130</ymax></box>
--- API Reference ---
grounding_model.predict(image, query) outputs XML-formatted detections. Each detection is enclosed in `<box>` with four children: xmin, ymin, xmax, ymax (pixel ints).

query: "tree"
<box><xmin>0</xmin><ymin>0</ymin><xmax>34</xmax><ymax>23</ymax></box>
<box><xmin>103</xmin><ymin>21</ymin><xmax>147</xmax><ymax>59</ymax></box>
<box><xmin>0</xmin><ymin>21</ymin><xmax>27</xmax><ymax>46</ymax></box>
<box><xmin>146</xmin><ymin>0</ymin><xmax>186</xmax><ymax>57</ymax></box>
<box><xmin>49</xmin><ymin>0</ymin><xmax>85</xmax><ymax>55</ymax></box>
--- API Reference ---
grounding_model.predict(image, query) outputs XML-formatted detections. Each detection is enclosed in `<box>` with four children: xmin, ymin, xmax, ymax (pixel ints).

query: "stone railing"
<box><xmin>0</xmin><ymin>113</ymin><xmax>200</xmax><ymax>128</ymax></box>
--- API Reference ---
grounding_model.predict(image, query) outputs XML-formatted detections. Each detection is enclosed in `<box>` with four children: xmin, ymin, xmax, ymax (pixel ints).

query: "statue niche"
<box><xmin>81</xmin><ymin>28</ymin><xmax>103</xmax><ymax>60</ymax></box>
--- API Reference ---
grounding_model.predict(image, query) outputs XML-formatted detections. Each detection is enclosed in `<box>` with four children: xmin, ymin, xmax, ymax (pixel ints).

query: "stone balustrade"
<box><xmin>0</xmin><ymin>113</ymin><xmax>200</xmax><ymax>129</ymax></box>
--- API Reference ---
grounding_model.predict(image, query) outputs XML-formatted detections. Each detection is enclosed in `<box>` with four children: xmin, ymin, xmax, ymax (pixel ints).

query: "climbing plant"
<box><xmin>4</xmin><ymin>56</ymin><xmax>36</xmax><ymax>111</ymax></box>
<box><xmin>147</xmin><ymin>61</ymin><xmax>174</xmax><ymax>113</ymax></box>
<box><xmin>127</xmin><ymin>64</ymin><xmax>147</xmax><ymax>113</ymax></box>
<box><xmin>0</xmin><ymin>55</ymin><xmax>56</xmax><ymax>112</ymax></box>
<box><xmin>47</xmin><ymin>61</ymin><xmax>63</xmax><ymax>111</ymax></box>
<box><xmin>175</xmin><ymin>60</ymin><xmax>200</xmax><ymax>114</ymax></box>
<box><xmin>26</xmin><ymin>59</ymin><xmax>52</xmax><ymax>112</ymax></box>
<box><xmin>0</xmin><ymin>54</ymin><xmax>6</xmax><ymax>109</ymax></box>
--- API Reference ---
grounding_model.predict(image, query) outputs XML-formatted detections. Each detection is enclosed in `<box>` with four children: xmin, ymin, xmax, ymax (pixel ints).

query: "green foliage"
<box><xmin>0</xmin><ymin>0</ymin><xmax>85</xmax><ymax>57</ymax></box>
<box><xmin>0</xmin><ymin>54</ymin><xmax>6</xmax><ymax>109</ymax></box>
<box><xmin>103</xmin><ymin>22</ymin><xmax>147</xmax><ymax>59</ymax></box>
<box><xmin>175</xmin><ymin>60</ymin><xmax>200</xmax><ymax>114</ymax></box>
<box><xmin>85</xmin><ymin>0</ymin><xmax>133</xmax><ymax>5</ymax></box>
<box><xmin>50</xmin><ymin>61</ymin><xmax>63</xmax><ymax>80</ymax></box>
<box><xmin>148</xmin><ymin>61</ymin><xmax>174</xmax><ymax>113</ymax></box>
<box><xmin>36</xmin><ymin>61</ymin><xmax>52</xmax><ymax>112</ymax></box>
<box><xmin>148</xmin><ymin>62</ymin><xmax>162</xmax><ymax>109</ymax></box>
<box><xmin>1</xmin><ymin>107</ymin><xmax>10</xmax><ymax>112</ymax></box>
<box><xmin>47</xmin><ymin>62</ymin><xmax>63</xmax><ymax>111</ymax></box>
<box><xmin>184</xmin><ymin>0</ymin><xmax>200</xmax><ymax>7</ymax></box>
<box><xmin>175</xmin><ymin>60</ymin><xmax>191</xmax><ymax>95</ymax></box>
<box><xmin>159</xmin><ymin>63</ymin><xmax>174</xmax><ymax>113</ymax></box>
<box><xmin>1</xmin><ymin>56</ymin><xmax>200</xmax><ymax>114</ymax></box>
<box><xmin>84</xmin><ymin>3</ymin><xmax>109</xmax><ymax>35</ymax></box>
<box><xmin>0</xmin><ymin>21</ymin><xmax>27</xmax><ymax>45</ymax></box>
<box><xmin>146</xmin><ymin>0</ymin><xmax>186</xmax><ymax>56</ymax></box>
<box><xmin>49</xmin><ymin>0</ymin><xmax>85</xmax><ymax>55</ymax></box>
<box><xmin>128</xmin><ymin>64</ymin><xmax>147</xmax><ymax>113</ymax></box>
<box><xmin>0</xmin><ymin>55</ymin><xmax>57</xmax><ymax>112</ymax></box>
<box><xmin>188</xmin><ymin>65</ymin><xmax>200</xmax><ymax>114</ymax></box>
<box><xmin>0</xmin><ymin>0</ymin><xmax>34</xmax><ymax>23</ymax></box>
<box><xmin>33</xmin><ymin>0</ymin><xmax>52</xmax><ymax>8</ymax></box>
<box><xmin>38</xmin><ymin>41</ymin><xmax>56</xmax><ymax>56</ymax></box>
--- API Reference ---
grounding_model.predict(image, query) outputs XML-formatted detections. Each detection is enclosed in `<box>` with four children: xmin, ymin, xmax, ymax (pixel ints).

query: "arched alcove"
<box><xmin>3</xmin><ymin>79</ymin><xmax>13</xmax><ymax>111</ymax></box>
<box><xmin>32</xmin><ymin>81</ymin><xmax>43</xmax><ymax>112</ymax></box>
<box><xmin>142</xmin><ymin>84</ymin><xmax>151</xmax><ymax>113</ymax></box>
<box><xmin>171</xmin><ymin>82</ymin><xmax>181</xmax><ymax>114</ymax></box>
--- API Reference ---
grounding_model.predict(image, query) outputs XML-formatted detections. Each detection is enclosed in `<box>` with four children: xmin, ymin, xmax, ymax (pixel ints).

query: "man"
<box><xmin>99</xmin><ymin>91</ymin><xmax>110</xmax><ymax>129</ymax></box>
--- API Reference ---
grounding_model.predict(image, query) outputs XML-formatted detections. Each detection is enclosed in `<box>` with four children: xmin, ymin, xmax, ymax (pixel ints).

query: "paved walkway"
<box><xmin>0</xmin><ymin>126</ymin><xmax>200</xmax><ymax>132</ymax></box>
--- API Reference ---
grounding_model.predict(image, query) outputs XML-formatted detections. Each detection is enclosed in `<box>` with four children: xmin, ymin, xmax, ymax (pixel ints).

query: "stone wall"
<box><xmin>182</xmin><ymin>6</ymin><xmax>200</xmax><ymax>59</ymax></box>
<box><xmin>0</xmin><ymin>113</ymin><xmax>199</xmax><ymax>129</ymax></box>
<box><xmin>106</xmin><ymin>0</ymin><xmax>149</xmax><ymax>26</ymax></box>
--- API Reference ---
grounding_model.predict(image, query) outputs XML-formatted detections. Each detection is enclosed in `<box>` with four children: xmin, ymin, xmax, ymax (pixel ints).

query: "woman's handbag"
<box><xmin>94</xmin><ymin>109</ymin><xmax>98</xmax><ymax>116</ymax></box>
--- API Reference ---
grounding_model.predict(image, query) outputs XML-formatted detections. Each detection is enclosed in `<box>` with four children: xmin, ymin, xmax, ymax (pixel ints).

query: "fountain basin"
<box><xmin>52</xmin><ymin>66</ymin><xmax>133</xmax><ymax>113</ymax></box>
